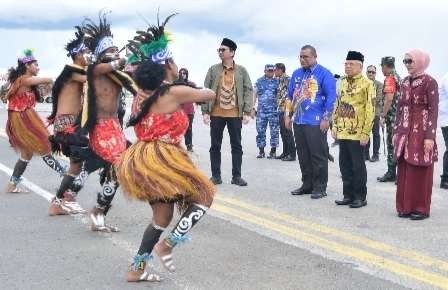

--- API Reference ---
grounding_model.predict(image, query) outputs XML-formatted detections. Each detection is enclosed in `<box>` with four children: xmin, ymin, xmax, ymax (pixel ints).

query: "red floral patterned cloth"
<box><xmin>90</xmin><ymin>118</ymin><xmax>127</xmax><ymax>164</ymax></box>
<box><xmin>393</xmin><ymin>74</ymin><xmax>439</xmax><ymax>166</ymax></box>
<box><xmin>8</xmin><ymin>90</ymin><xmax>36</xmax><ymax>111</ymax></box>
<box><xmin>135</xmin><ymin>109</ymin><xmax>189</xmax><ymax>144</ymax></box>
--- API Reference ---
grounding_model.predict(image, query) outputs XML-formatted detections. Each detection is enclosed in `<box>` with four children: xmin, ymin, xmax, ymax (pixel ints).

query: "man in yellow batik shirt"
<box><xmin>332</xmin><ymin>51</ymin><xmax>374</xmax><ymax>208</ymax></box>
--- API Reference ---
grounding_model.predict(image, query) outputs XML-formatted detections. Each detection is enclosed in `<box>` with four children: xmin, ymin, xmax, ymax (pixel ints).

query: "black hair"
<box><xmin>7</xmin><ymin>60</ymin><xmax>40</xmax><ymax>101</ymax></box>
<box><xmin>128</xmin><ymin>59</ymin><xmax>196</xmax><ymax>127</ymax></box>
<box><xmin>65</xmin><ymin>26</ymin><xmax>84</xmax><ymax>61</ymax></box>
<box><xmin>301</xmin><ymin>44</ymin><xmax>317</xmax><ymax>57</ymax></box>
<box><xmin>8</xmin><ymin>60</ymin><xmax>27</xmax><ymax>83</ymax></box>
<box><xmin>178</xmin><ymin>67</ymin><xmax>189</xmax><ymax>81</ymax></box>
<box><xmin>275</xmin><ymin>63</ymin><xmax>286</xmax><ymax>73</ymax></box>
<box><xmin>134</xmin><ymin>60</ymin><xmax>166</xmax><ymax>91</ymax></box>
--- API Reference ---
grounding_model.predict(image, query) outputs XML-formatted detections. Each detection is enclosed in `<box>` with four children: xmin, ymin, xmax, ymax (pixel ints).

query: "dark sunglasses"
<box><xmin>403</xmin><ymin>58</ymin><xmax>414</xmax><ymax>65</ymax></box>
<box><xmin>217</xmin><ymin>48</ymin><xmax>228</xmax><ymax>53</ymax></box>
<box><xmin>367</xmin><ymin>70</ymin><xmax>376</xmax><ymax>74</ymax></box>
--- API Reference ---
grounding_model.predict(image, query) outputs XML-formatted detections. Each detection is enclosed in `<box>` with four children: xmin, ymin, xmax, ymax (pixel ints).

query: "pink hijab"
<box><xmin>405</xmin><ymin>49</ymin><xmax>430</xmax><ymax>77</ymax></box>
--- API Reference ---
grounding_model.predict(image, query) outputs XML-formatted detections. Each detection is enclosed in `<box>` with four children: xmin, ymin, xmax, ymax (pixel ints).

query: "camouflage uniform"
<box><xmin>378</xmin><ymin>56</ymin><xmax>401</xmax><ymax>181</ymax></box>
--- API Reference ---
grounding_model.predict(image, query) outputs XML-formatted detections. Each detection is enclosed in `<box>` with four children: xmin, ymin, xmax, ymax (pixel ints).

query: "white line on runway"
<box><xmin>0</xmin><ymin>161</ymin><xmax>190</xmax><ymax>289</ymax></box>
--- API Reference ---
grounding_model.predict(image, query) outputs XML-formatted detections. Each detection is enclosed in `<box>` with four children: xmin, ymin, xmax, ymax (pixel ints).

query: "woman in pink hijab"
<box><xmin>393</xmin><ymin>49</ymin><xmax>439</xmax><ymax>220</ymax></box>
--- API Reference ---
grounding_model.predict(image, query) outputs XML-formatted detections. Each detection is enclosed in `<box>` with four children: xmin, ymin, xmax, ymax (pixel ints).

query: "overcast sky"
<box><xmin>0</xmin><ymin>0</ymin><xmax>447</xmax><ymax>84</ymax></box>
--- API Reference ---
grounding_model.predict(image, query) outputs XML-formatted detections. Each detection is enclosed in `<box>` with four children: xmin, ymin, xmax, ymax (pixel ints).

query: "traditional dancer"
<box><xmin>5</xmin><ymin>49</ymin><xmax>66</xmax><ymax>193</ymax></box>
<box><xmin>79</xmin><ymin>12</ymin><xmax>137</xmax><ymax>231</ymax></box>
<box><xmin>47</xmin><ymin>26</ymin><xmax>90</xmax><ymax>215</ymax></box>
<box><xmin>116</xmin><ymin>14</ymin><xmax>216</xmax><ymax>282</ymax></box>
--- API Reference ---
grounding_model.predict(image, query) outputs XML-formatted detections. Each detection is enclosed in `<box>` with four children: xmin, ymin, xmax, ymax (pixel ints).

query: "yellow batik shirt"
<box><xmin>332</xmin><ymin>73</ymin><xmax>374</xmax><ymax>141</ymax></box>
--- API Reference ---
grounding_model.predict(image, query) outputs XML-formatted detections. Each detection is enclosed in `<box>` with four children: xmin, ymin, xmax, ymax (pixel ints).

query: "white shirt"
<box><xmin>439</xmin><ymin>73</ymin><xmax>448</xmax><ymax>127</ymax></box>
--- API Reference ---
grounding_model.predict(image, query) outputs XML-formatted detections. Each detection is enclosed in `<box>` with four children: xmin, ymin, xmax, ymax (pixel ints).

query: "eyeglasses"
<box><xmin>403</xmin><ymin>58</ymin><xmax>414</xmax><ymax>65</ymax></box>
<box><xmin>367</xmin><ymin>71</ymin><xmax>376</xmax><ymax>74</ymax></box>
<box><xmin>217</xmin><ymin>48</ymin><xmax>228</xmax><ymax>53</ymax></box>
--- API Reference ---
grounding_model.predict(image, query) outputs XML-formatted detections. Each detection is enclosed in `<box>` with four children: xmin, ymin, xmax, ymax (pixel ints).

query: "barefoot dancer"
<box><xmin>116</xmin><ymin>14</ymin><xmax>216</xmax><ymax>282</ymax></box>
<box><xmin>47</xmin><ymin>25</ymin><xmax>90</xmax><ymax>215</ymax></box>
<box><xmin>80</xmin><ymin>12</ymin><xmax>137</xmax><ymax>231</ymax></box>
<box><xmin>5</xmin><ymin>49</ymin><xmax>66</xmax><ymax>193</ymax></box>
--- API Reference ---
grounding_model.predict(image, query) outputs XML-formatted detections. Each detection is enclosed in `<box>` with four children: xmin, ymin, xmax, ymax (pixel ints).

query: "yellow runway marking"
<box><xmin>1</xmin><ymin>125</ymin><xmax>447</xmax><ymax>288</ymax></box>
<box><xmin>216</xmin><ymin>195</ymin><xmax>448</xmax><ymax>273</ymax></box>
<box><xmin>213</xmin><ymin>203</ymin><xmax>448</xmax><ymax>289</ymax></box>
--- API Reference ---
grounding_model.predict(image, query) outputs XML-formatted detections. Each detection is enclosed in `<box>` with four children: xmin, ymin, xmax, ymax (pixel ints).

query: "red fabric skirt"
<box><xmin>6</xmin><ymin>108</ymin><xmax>51</xmax><ymax>155</ymax></box>
<box><xmin>396</xmin><ymin>156</ymin><xmax>434</xmax><ymax>216</ymax></box>
<box><xmin>89</xmin><ymin>118</ymin><xmax>126</xmax><ymax>164</ymax></box>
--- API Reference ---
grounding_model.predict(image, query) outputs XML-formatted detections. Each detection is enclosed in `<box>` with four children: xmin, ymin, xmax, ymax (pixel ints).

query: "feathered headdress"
<box><xmin>126</xmin><ymin>13</ymin><xmax>177</xmax><ymax>64</ymax></box>
<box><xmin>19</xmin><ymin>48</ymin><xmax>36</xmax><ymax>64</ymax></box>
<box><xmin>83</xmin><ymin>11</ymin><xmax>115</xmax><ymax>57</ymax></box>
<box><xmin>65</xmin><ymin>26</ymin><xmax>87</xmax><ymax>57</ymax></box>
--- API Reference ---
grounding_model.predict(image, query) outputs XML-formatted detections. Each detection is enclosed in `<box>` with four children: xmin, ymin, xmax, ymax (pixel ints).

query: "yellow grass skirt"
<box><xmin>116</xmin><ymin>141</ymin><xmax>215</xmax><ymax>206</ymax></box>
<box><xmin>6</xmin><ymin>109</ymin><xmax>51</xmax><ymax>155</ymax></box>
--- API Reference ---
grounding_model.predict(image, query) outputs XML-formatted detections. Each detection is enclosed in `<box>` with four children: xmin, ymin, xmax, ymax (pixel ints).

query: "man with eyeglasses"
<box><xmin>285</xmin><ymin>45</ymin><xmax>336</xmax><ymax>199</ymax></box>
<box><xmin>365</xmin><ymin>65</ymin><xmax>384</xmax><ymax>162</ymax></box>
<box><xmin>202</xmin><ymin>38</ymin><xmax>253</xmax><ymax>186</ymax></box>
<box><xmin>377</xmin><ymin>57</ymin><xmax>401</xmax><ymax>182</ymax></box>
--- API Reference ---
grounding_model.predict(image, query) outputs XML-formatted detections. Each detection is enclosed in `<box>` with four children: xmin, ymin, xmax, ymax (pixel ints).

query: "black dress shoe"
<box><xmin>267</xmin><ymin>151</ymin><xmax>276</xmax><ymax>159</ymax></box>
<box><xmin>281</xmin><ymin>155</ymin><xmax>296</xmax><ymax>161</ymax></box>
<box><xmin>276</xmin><ymin>153</ymin><xmax>287</xmax><ymax>159</ymax></box>
<box><xmin>210</xmin><ymin>176</ymin><xmax>222</xmax><ymax>185</ymax></box>
<box><xmin>311</xmin><ymin>191</ymin><xmax>327</xmax><ymax>199</ymax></box>
<box><xmin>335</xmin><ymin>198</ymin><xmax>352</xmax><ymax>205</ymax></box>
<box><xmin>369</xmin><ymin>155</ymin><xmax>379</xmax><ymax>162</ymax></box>
<box><xmin>441</xmin><ymin>181</ymin><xmax>448</xmax><ymax>189</ymax></box>
<box><xmin>377</xmin><ymin>171</ymin><xmax>396</xmax><ymax>182</ymax></box>
<box><xmin>398</xmin><ymin>213</ymin><xmax>411</xmax><ymax>218</ymax></box>
<box><xmin>349</xmin><ymin>200</ymin><xmax>367</xmax><ymax>208</ymax></box>
<box><xmin>410</xmin><ymin>213</ymin><xmax>428</xmax><ymax>220</ymax></box>
<box><xmin>291</xmin><ymin>187</ymin><xmax>311</xmax><ymax>195</ymax></box>
<box><xmin>231</xmin><ymin>177</ymin><xmax>248</xmax><ymax>186</ymax></box>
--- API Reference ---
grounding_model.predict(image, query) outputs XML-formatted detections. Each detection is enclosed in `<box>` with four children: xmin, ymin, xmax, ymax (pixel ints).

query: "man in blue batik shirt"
<box><xmin>252</xmin><ymin>64</ymin><xmax>279</xmax><ymax>158</ymax></box>
<box><xmin>284</xmin><ymin>45</ymin><xmax>336</xmax><ymax>199</ymax></box>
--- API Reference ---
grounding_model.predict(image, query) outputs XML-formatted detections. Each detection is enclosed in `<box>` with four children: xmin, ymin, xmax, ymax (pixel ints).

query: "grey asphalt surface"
<box><xmin>1</xmin><ymin>102</ymin><xmax>446</xmax><ymax>290</ymax></box>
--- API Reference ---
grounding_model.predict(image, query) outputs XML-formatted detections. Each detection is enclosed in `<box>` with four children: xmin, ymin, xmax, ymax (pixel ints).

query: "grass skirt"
<box><xmin>116</xmin><ymin>141</ymin><xmax>215</xmax><ymax>207</ymax></box>
<box><xmin>6</xmin><ymin>108</ymin><xmax>51</xmax><ymax>155</ymax></box>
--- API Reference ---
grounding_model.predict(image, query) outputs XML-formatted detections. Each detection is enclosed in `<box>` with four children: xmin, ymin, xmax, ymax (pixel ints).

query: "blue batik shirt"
<box><xmin>287</xmin><ymin>63</ymin><xmax>336</xmax><ymax>125</ymax></box>
<box><xmin>255</xmin><ymin>76</ymin><xmax>279</xmax><ymax>113</ymax></box>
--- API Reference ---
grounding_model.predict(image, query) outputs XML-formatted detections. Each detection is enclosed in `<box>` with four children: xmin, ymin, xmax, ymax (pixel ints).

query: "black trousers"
<box><xmin>442</xmin><ymin>126</ymin><xmax>448</xmax><ymax>182</ymax></box>
<box><xmin>339</xmin><ymin>140</ymin><xmax>367</xmax><ymax>201</ymax></box>
<box><xmin>293</xmin><ymin>124</ymin><xmax>328</xmax><ymax>193</ymax></box>
<box><xmin>184</xmin><ymin>114</ymin><xmax>194</xmax><ymax>147</ymax></box>
<box><xmin>210</xmin><ymin>116</ymin><xmax>243</xmax><ymax>178</ymax></box>
<box><xmin>366</xmin><ymin>116</ymin><xmax>380</xmax><ymax>157</ymax></box>
<box><xmin>279</xmin><ymin>112</ymin><xmax>296</xmax><ymax>157</ymax></box>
